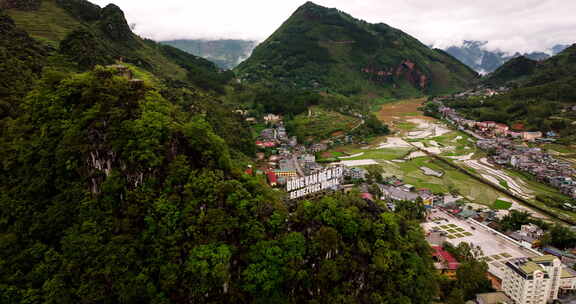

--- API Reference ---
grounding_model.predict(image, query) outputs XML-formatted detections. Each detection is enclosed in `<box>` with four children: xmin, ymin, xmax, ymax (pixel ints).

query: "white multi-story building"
<box><xmin>502</xmin><ymin>255</ymin><xmax>566</xmax><ymax>304</ymax></box>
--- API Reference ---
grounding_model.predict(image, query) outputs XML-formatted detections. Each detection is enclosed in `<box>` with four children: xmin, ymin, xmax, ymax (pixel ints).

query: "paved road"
<box><xmin>292</xmin><ymin>155</ymin><xmax>304</xmax><ymax>177</ymax></box>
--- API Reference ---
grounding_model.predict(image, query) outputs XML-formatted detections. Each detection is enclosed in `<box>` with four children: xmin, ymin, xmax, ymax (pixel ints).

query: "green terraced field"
<box><xmin>493</xmin><ymin>199</ymin><xmax>513</xmax><ymax>210</ymax></box>
<box><xmin>7</xmin><ymin>0</ymin><xmax>81</xmax><ymax>46</ymax></box>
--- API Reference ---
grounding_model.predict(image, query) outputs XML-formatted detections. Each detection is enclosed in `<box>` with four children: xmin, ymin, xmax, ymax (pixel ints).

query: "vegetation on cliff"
<box><xmin>0</xmin><ymin>65</ymin><xmax>442</xmax><ymax>304</ymax></box>
<box><xmin>236</xmin><ymin>2</ymin><xmax>477</xmax><ymax>98</ymax></box>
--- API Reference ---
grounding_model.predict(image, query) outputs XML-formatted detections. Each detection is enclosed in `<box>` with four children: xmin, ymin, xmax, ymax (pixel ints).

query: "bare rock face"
<box><xmin>361</xmin><ymin>59</ymin><xmax>429</xmax><ymax>89</ymax></box>
<box><xmin>0</xmin><ymin>0</ymin><xmax>41</xmax><ymax>10</ymax></box>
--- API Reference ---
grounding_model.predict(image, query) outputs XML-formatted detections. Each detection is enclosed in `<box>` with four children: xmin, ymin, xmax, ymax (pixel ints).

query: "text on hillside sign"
<box><xmin>287</xmin><ymin>167</ymin><xmax>343</xmax><ymax>200</ymax></box>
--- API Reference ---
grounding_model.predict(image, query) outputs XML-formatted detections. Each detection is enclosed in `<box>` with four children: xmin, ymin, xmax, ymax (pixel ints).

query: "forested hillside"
<box><xmin>0</xmin><ymin>65</ymin><xmax>439</xmax><ymax>303</ymax></box>
<box><xmin>446</xmin><ymin>44</ymin><xmax>576</xmax><ymax>142</ymax></box>
<box><xmin>0</xmin><ymin>1</ymin><xmax>446</xmax><ymax>303</ymax></box>
<box><xmin>236</xmin><ymin>2</ymin><xmax>478</xmax><ymax>98</ymax></box>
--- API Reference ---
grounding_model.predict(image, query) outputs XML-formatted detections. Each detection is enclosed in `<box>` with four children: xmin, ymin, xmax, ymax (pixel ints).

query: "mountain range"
<box><xmin>161</xmin><ymin>39</ymin><xmax>258</xmax><ymax>70</ymax></box>
<box><xmin>235</xmin><ymin>2</ymin><xmax>477</xmax><ymax>97</ymax></box>
<box><xmin>443</xmin><ymin>40</ymin><xmax>569</xmax><ymax>74</ymax></box>
<box><xmin>445</xmin><ymin>44</ymin><xmax>576</xmax><ymax>144</ymax></box>
<box><xmin>484</xmin><ymin>43</ymin><xmax>576</xmax><ymax>89</ymax></box>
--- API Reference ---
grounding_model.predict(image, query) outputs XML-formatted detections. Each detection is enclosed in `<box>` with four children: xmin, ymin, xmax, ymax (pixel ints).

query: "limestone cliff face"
<box><xmin>361</xmin><ymin>60</ymin><xmax>429</xmax><ymax>89</ymax></box>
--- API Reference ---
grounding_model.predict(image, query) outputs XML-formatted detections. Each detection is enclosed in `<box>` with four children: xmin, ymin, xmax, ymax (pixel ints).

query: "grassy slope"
<box><xmin>288</xmin><ymin>106</ymin><xmax>361</xmax><ymax>141</ymax></box>
<box><xmin>331</xmin><ymin>98</ymin><xmax>576</xmax><ymax>218</ymax></box>
<box><xmin>5</xmin><ymin>0</ymin><xmax>79</xmax><ymax>47</ymax></box>
<box><xmin>5</xmin><ymin>0</ymin><xmax>198</xmax><ymax>82</ymax></box>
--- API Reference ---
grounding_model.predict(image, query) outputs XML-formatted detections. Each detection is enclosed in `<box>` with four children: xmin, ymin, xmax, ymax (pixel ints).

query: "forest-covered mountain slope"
<box><xmin>445</xmin><ymin>44</ymin><xmax>576</xmax><ymax>143</ymax></box>
<box><xmin>483</xmin><ymin>43</ymin><xmax>576</xmax><ymax>92</ymax></box>
<box><xmin>0</xmin><ymin>52</ymin><xmax>441</xmax><ymax>304</ymax></box>
<box><xmin>1</xmin><ymin>0</ymin><xmax>225</xmax><ymax>86</ymax></box>
<box><xmin>236</xmin><ymin>1</ymin><xmax>478</xmax><ymax>97</ymax></box>
<box><xmin>482</xmin><ymin>56</ymin><xmax>540</xmax><ymax>87</ymax></box>
<box><xmin>0</xmin><ymin>1</ymin><xmax>448</xmax><ymax>303</ymax></box>
<box><xmin>0</xmin><ymin>0</ymin><xmax>250</xmax><ymax>152</ymax></box>
<box><xmin>443</xmin><ymin>40</ymin><xmax>568</xmax><ymax>74</ymax></box>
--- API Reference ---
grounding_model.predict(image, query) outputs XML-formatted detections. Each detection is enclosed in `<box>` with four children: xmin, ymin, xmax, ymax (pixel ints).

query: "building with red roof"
<box><xmin>256</xmin><ymin>141</ymin><xmax>277</xmax><ymax>148</ymax></box>
<box><xmin>266</xmin><ymin>171</ymin><xmax>278</xmax><ymax>187</ymax></box>
<box><xmin>494</xmin><ymin>123</ymin><xmax>510</xmax><ymax>135</ymax></box>
<box><xmin>361</xmin><ymin>192</ymin><xmax>374</xmax><ymax>202</ymax></box>
<box><xmin>431</xmin><ymin>246</ymin><xmax>460</xmax><ymax>279</ymax></box>
<box><xmin>245</xmin><ymin>167</ymin><xmax>253</xmax><ymax>176</ymax></box>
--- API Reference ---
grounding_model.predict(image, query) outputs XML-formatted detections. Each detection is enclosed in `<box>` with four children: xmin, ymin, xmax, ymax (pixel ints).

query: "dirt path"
<box><xmin>462</xmin><ymin>158</ymin><xmax>533</xmax><ymax>200</ymax></box>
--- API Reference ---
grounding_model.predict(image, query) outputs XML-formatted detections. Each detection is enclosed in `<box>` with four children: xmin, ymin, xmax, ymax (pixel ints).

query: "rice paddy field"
<box><xmin>325</xmin><ymin>98</ymin><xmax>576</xmax><ymax>221</ymax></box>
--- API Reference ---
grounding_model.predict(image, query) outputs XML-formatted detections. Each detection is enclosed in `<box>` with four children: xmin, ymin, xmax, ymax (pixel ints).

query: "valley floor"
<box><xmin>325</xmin><ymin>98</ymin><xmax>576</xmax><ymax>223</ymax></box>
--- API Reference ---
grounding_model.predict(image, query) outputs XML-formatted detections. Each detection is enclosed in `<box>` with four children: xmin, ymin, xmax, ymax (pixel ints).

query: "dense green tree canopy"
<box><xmin>0</xmin><ymin>67</ymin><xmax>439</xmax><ymax>304</ymax></box>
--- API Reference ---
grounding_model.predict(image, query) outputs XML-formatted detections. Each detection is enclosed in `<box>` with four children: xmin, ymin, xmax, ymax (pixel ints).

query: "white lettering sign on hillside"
<box><xmin>287</xmin><ymin>167</ymin><xmax>343</xmax><ymax>200</ymax></box>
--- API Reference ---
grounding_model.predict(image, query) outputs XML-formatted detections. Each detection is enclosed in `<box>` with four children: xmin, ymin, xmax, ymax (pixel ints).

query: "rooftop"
<box><xmin>531</xmin><ymin>255</ymin><xmax>556</xmax><ymax>263</ymax></box>
<box><xmin>476</xmin><ymin>292</ymin><xmax>513</xmax><ymax>304</ymax></box>
<box><xmin>562</xmin><ymin>267</ymin><xmax>576</xmax><ymax>279</ymax></box>
<box><xmin>431</xmin><ymin>246</ymin><xmax>460</xmax><ymax>270</ymax></box>
<box><xmin>519</xmin><ymin>261</ymin><xmax>542</xmax><ymax>275</ymax></box>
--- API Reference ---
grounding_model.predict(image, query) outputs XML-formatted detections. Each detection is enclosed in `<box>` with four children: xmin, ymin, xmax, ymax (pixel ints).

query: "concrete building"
<box><xmin>300</xmin><ymin>154</ymin><xmax>316</xmax><ymax>163</ymax></box>
<box><xmin>349</xmin><ymin>167</ymin><xmax>367</xmax><ymax>180</ymax></box>
<box><xmin>522</xmin><ymin>131</ymin><xmax>543</xmax><ymax>142</ymax></box>
<box><xmin>274</xmin><ymin>169</ymin><xmax>297</xmax><ymax>178</ymax></box>
<box><xmin>502</xmin><ymin>255</ymin><xmax>562</xmax><ymax>304</ymax></box>
<box><xmin>264</xmin><ymin>114</ymin><xmax>281</xmax><ymax>124</ymax></box>
<box><xmin>379</xmin><ymin>184</ymin><xmax>419</xmax><ymax>202</ymax></box>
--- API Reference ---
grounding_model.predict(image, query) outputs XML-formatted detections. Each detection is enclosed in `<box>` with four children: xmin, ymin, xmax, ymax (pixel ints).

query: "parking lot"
<box><xmin>422</xmin><ymin>209</ymin><xmax>540</xmax><ymax>278</ymax></box>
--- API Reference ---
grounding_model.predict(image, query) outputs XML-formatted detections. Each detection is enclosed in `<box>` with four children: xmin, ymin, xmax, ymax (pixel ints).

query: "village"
<box><xmin>245</xmin><ymin>95</ymin><xmax>576</xmax><ymax>304</ymax></box>
<box><xmin>423</xmin><ymin>206</ymin><xmax>576</xmax><ymax>304</ymax></box>
<box><xmin>437</xmin><ymin>101</ymin><xmax>576</xmax><ymax>201</ymax></box>
<box><xmin>247</xmin><ymin>113</ymin><xmax>459</xmax><ymax>212</ymax></box>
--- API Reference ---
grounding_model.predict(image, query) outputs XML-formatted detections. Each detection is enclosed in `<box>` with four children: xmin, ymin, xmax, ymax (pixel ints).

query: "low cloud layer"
<box><xmin>91</xmin><ymin>0</ymin><xmax>575</xmax><ymax>52</ymax></box>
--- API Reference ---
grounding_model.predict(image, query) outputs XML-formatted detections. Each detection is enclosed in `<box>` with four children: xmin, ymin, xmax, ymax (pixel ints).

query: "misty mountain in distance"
<box><xmin>161</xmin><ymin>39</ymin><xmax>258</xmax><ymax>70</ymax></box>
<box><xmin>483</xmin><ymin>43</ymin><xmax>576</xmax><ymax>87</ymax></box>
<box><xmin>444</xmin><ymin>41</ymin><xmax>569</xmax><ymax>74</ymax></box>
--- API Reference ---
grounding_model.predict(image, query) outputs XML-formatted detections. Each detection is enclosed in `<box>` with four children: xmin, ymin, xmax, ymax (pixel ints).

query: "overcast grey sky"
<box><xmin>91</xmin><ymin>0</ymin><xmax>575</xmax><ymax>53</ymax></box>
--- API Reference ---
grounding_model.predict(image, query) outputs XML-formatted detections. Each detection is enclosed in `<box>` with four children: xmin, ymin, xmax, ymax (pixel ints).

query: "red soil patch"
<box><xmin>376</xmin><ymin>98</ymin><xmax>431</xmax><ymax>123</ymax></box>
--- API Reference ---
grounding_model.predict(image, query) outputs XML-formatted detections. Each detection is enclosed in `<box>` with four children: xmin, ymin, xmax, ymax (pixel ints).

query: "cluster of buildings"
<box><xmin>256</xmin><ymin>123</ymin><xmax>297</xmax><ymax>149</ymax></box>
<box><xmin>252</xmin><ymin>116</ymin><xmax>335</xmax><ymax>189</ymax></box>
<box><xmin>476</xmin><ymin>138</ymin><xmax>576</xmax><ymax>199</ymax></box>
<box><xmin>347</xmin><ymin>174</ymin><xmax>457</xmax><ymax>212</ymax></box>
<box><xmin>433</xmin><ymin>103</ymin><xmax>576</xmax><ymax>200</ymax></box>
<box><xmin>426</xmin><ymin>211</ymin><xmax>576</xmax><ymax>304</ymax></box>
<box><xmin>439</xmin><ymin>106</ymin><xmax>551</xmax><ymax>142</ymax></box>
<box><xmin>502</xmin><ymin>255</ymin><xmax>576</xmax><ymax>304</ymax></box>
